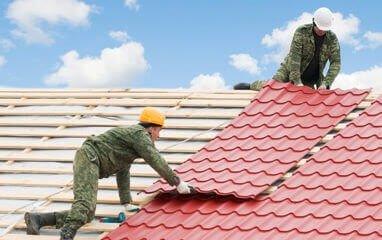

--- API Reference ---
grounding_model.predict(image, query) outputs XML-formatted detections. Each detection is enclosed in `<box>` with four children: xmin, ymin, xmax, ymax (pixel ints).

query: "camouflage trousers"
<box><xmin>54</xmin><ymin>148</ymin><xmax>99</xmax><ymax>231</ymax></box>
<box><xmin>249</xmin><ymin>67</ymin><xmax>318</xmax><ymax>91</ymax></box>
<box><xmin>273</xmin><ymin>64</ymin><xmax>319</xmax><ymax>89</ymax></box>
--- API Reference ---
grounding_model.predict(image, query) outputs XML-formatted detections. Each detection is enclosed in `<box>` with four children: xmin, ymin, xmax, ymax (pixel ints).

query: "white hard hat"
<box><xmin>313</xmin><ymin>7</ymin><xmax>334</xmax><ymax>31</ymax></box>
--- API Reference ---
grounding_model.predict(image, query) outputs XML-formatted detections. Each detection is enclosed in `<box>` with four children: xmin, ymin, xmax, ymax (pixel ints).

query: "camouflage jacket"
<box><xmin>81</xmin><ymin>124</ymin><xmax>180</xmax><ymax>204</ymax></box>
<box><xmin>278</xmin><ymin>23</ymin><xmax>341</xmax><ymax>87</ymax></box>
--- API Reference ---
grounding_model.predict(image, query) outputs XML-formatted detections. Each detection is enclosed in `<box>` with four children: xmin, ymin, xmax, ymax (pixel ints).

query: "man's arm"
<box><xmin>323</xmin><ymin>34</ymin><xmax>341</xmax><ymax>87</ymax></box>
<box><xmin>132</xmin><ymin>131</ymin><xmax>180</xmax><ymax>186</ymax></box>
<box><xmin>116</xmin><ymin>166</ymin><xmax>131</xmax><ymax>205</ymax></box>
<box><xmin>288</xmin><ymin>28</ymin><xmax>304</xmax><ymax>85</ymax></box>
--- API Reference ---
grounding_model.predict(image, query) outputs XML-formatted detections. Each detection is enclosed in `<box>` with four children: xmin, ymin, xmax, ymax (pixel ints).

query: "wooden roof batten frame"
<box><xmin>0</xmin><ymin>89</ymin><xmax>254</xmax><ymax>239</ymax></box>
<box><xmin>0</xmin><ymin>88</ymin><xmax>378</xmax><ymax>240</ymax></box>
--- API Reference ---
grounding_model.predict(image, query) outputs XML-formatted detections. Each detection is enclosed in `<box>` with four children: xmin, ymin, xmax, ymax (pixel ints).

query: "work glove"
<box><xmin>233</xmin><ymin>83</ymin><xmax>251</xmax><ymax>90</ymax></box>
<box><xmin>317</xmin><ymin>84</ymin><xmax>328</xmax><ymax>90</ymax></box>
<box><xmin>124</xmin><ymin>203</ymin><xmax>141</xmax><ymax>213</ymax></box>
<box><xmin>176</xmin><ymin>181</ymin><xmax>193</xmax><ymax>194</ymax></box>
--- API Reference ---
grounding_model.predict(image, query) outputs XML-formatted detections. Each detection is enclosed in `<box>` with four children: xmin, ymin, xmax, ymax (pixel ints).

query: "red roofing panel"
<box><xmin>243</xmin><ymin>96</ymin><xmax>382</xmax><ymax>239</ymax></box>
<box><xmin>146</xmin><ymin>80</ymin><xmax>369</xmax><ymax>198</ymax></box>
<box><xmin>103</xmin><ymin>95</ymin><xmax>382</xmax><ymax>240</ymax></box>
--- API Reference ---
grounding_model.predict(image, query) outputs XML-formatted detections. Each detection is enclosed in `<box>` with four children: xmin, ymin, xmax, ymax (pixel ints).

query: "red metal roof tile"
<box><xmin>243</xmin><ymin>95</ymin><xmax>382</xmax><ymax>239</ymax></box>
<box><xmin>146</xmin><ymin>80</ymin><xmax>369</xmax><ymax>198</ymax></box>
<box><xmin>103</xmin><ymin>95</ymin><xmax>382</xmax><ymax>240</ymax></box>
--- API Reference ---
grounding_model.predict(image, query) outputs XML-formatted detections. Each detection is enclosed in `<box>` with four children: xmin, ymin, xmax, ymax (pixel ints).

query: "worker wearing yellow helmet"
<box><xmin>24</xmin><ymin>107</ymin><xmax>193</xmax><ymax>240</ymax></box>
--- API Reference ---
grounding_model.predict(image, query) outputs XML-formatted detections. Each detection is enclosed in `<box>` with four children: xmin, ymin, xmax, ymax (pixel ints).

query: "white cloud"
<box><xmin>0</xmin><ymin>56</ymin><xmax>6</xmax><ymax>67</ymax></box>
<box><xmin>109</xmin><ymin>30</ymin><xmax>130</xmax><ymax>42</ymax></box>
<box><xmin>189</xmin><ymin>73</ymin><xmax>228</xmax><ymax>91</ymax></box>
<box><xmin>44</xmin><ymin>42</ymin><xmax>149</xmax><ymax>88</ymax></box>
<box><xmin>357</xmin><ymin>31</ymin><xmax>382</xmax><ymax>50</ymax></box>
<box><xmin>0</xmin><ymin>38</ymin><xmax>15</xmax><ymax>50</ymax></box>
<box><xmin>229</xmin><ymin>53</ymin><xmax>261</xmax><ymax>75</ymax></box>
<box><xmin>6</xmin><ymin>0</ymin><xmax>92</xmax><ymax>44</ymax></box>
<box><xmin>262</xmin><ymin>11</ymin><xmax>360</xmax><ymax>64</ymax></box>
<box><xmin>332</xmin><ymin>66</ymin><xmax>382</xmax><ymax>91</ymax></box>
<box><xmin>124</xmin><ymin>0</ymin><xmax>139</xmax><ymax>11</ymax></box>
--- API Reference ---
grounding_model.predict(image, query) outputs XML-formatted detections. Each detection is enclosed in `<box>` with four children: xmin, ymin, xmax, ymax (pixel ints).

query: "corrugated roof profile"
<box><xmin>103</xmin><ymin>82</ymin><xmax>379</xmax><ymax>240</ymax></box>
<box><xmin>145</xmin><ymin>80</ymin><xmax>370</xmax><ymax>198</ymax></box>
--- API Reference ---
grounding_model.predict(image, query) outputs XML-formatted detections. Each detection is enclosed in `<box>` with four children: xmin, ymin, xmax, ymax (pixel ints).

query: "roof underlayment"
<box><xmin>0</xmin><ymin>83</ymin><xmax>380</xmax><ymax>240</ymax></box>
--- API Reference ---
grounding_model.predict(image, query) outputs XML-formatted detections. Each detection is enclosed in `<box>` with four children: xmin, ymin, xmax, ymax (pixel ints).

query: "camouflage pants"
<box><xmin>273</xmin><ymin>64</ymin><xmax>318</xmax><ymax>89</ymax></box>
<box><xmin>272</xmin><ymin>63</ymin><xmax>291</xmax><ymax>84</ymax></box>
<box><xmin>54</xmin><ymin>148</ymin><xmax>99</xmax><ymax>231</ymax></box>
<box><xmin>250</xmin><ymin>79</ymin><xmax>285</xmax><ymax>91</ymax></box>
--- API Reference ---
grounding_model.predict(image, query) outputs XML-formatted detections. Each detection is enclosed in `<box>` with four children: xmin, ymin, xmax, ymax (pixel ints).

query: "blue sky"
<box><xmin>0</xmin><ymin>0</ymin><xmax>381</xmax><ymax>90</ymax></box>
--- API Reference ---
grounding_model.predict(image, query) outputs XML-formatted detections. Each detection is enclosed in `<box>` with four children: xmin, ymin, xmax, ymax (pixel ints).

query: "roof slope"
<box><xmin>0</xmin><ymin>88</ymin><xmax>255</xmax><ymax>239</ymax></box>
<box><xmin>250</xmin><ymin>95</ymin><xmax>382</xmax><ymax>239</ymax></box>
<box><xmin>146</xmin><ymin>80</ymin><xmax>369</xmax><ymax>198</ymax></box>
<box><xmin>103</xmin><ymin>84</ymin><xmax>379</xmax><ymax>240</ymax></box>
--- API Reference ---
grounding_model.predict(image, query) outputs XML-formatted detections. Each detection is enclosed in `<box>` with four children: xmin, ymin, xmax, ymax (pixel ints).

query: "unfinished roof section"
<box><xmin>145</xmin><ymin>80</ymin><xmax>370</xmax><ymax>198</ymax></box>
<box><xmin>103</xmin><ymin>92</ymin><xmax>381</xmax><ymax>240</ymax></box>
<box><xmin>0</xmin><ymin>88</ymin><xmax>256</xmax><ymax>239</ymax></box>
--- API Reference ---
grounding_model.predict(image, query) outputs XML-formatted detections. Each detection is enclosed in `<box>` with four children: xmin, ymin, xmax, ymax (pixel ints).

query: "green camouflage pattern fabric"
<box><xmin>272</xmin><ymin>23</ymin><xmax>341</xmax><ymax>88</ymax></box>
<box><xmin>250</xmin><ymin>80</ymin><xmax>268</xmax><ymax>91</ymax></box>
<box><xmin>53</xmin><ymin>124</ymin><xmax>180</xmax><ymax>233</ymax></box>
<box><xmin>83</xmin><ymin>124</ymin><xmax>180</xmax><ymax>204</ymax></box>
<box><xmin>55</xmin><ymin>148</ymin><xmax>99</xmax><ymax>231</ymax></box>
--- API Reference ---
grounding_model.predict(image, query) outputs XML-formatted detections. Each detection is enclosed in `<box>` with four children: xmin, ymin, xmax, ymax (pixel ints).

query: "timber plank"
<box><xmin>0</xmin><ymin>142</ymin><xmax>199</xmax><ymax>153</ymax></box>
<box><xmin>0</xmin><ymin>98</ymin><xmax>180</xmax><ymax>107</ymax></box>
<box><xmin>0</xmin><ymin>109</ymin><xmax>240</xmax><ymax>119</ymax></box>
<box><xmin>0</xmin><ymin>128</ymin><xmax>216</xmax><ymax>141</ymax></box>
<box><xmin>0</xmin><ymin>234</ymin><xmax>98</xmax><ymax>240</ymax></box>
<box><xmin>0</xmin><ymin>165</ymin><xmax>162</xmax><ymax>177</ymax></box>
<box><xmin>0</xmin><ymin>119</ymin><xmax>226</xmax><ymax>130</ymax></box>
<box><xmin>0</xmin><ymin>154</ymin><xmax>189</xmax><ymax>164</ymax></box>
<box><xmin>0</xmin><ymin>178</ymin><xmax>149</xmax><ymax>190</ymax></box>
<box><xmin>180</xmin><ymin>99</ymin><xmax>249</xmax><ymax>107</ymax></box>
<box><xmin>0</xmin><ymin>92</ymin><xmax>255</xmax><ymax>100</ymax></box>
<box><xmin>0</xmin><ymin>98</ymin><xmax>251</xmax><ymax>108</ymax></box>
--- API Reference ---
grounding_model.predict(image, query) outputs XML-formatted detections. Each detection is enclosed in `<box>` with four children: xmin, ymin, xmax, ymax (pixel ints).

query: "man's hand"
<box><xmin>124</xmin><ymin>203</ymin><xmax>140</xmax><ymax>213</ymax></box>
<box><xmin>318</xmin><ymin>84</ymin><xmax>327</xmax><ymax>90</ymax></box>
<box><xmin>176</xmin><ymin>181</ymin><xmax>193</xmax><ymax>194</ymax></box>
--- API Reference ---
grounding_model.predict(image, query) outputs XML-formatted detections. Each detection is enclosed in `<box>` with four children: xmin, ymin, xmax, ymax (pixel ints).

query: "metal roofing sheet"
<box><xmin>102</xmin><ymin>96</ymin><xmax>382</xmax><ymax>240</ymax></box>
<box><xmin>145</xmin><ymin>80</ymin><xmax>369</xmax><ymax>198</ymax></box>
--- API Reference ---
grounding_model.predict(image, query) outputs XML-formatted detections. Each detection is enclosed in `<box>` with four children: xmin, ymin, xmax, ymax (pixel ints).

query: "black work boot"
<box><xmin>60</xmin><ymin>226</ymin><xmax>77</xmax><ymax>240</ymax></box>
<box><xmin>233</xmin><ymin>82</ymin><xmax>251</xmax><ymax>90</ymax></box>
<box><xmin>24</xmin><ymin>212</ymin><xmax>56</xmax><ymax>235</ymax></box>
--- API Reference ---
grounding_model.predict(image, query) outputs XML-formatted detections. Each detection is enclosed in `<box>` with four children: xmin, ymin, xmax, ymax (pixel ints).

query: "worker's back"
<box><xmin>82</xmin><ymin>124</ymin><xmax>150</xmax><ymax>178</ymax></box>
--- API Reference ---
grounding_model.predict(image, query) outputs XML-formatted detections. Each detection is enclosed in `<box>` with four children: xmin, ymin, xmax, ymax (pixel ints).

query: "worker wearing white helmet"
<box><xmin>234</xmin><ymin>7</ymin><xmax>341</xmax><ymax>91</ymax></box>
<box><xmin>314</xmin><ymin>7</ymin><xmax>334</xmax><ymax>31</ymax></box>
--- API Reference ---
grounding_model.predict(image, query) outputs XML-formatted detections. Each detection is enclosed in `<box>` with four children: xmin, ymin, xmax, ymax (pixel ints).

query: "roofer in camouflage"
<box><xmin>24</xmin><ymin>107</ymin><xmax>193</xmax><ymax>240</ymax></box>
<box><xmin>234</xmin><ymin>7</ymin><xmax>341</xmax><ymax>91</ymax></box>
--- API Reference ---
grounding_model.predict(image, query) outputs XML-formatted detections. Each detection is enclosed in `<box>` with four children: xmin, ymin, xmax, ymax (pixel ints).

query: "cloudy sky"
<box><xmin>0</xmin><ymin>0</ymin><xmax>381</xmax><ymax>91</ymax></box>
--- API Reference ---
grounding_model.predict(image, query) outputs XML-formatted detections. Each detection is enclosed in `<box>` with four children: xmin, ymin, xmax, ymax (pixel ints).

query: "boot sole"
<box><xmin>24</xmin><ymin>212</ymin><xmax>39</xmax><ymax>235</ymax></box>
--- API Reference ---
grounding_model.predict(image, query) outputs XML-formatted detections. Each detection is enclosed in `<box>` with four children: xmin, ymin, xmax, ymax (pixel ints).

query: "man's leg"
<box><xmin>233</xmin><ymin>80</ymin><xmax>268</xmax><ymax>91</ymax></box>
<box><xmin>250</xmin><ymin>80</ymin><xmax>268</xmax><ymax>91</ymax></box>
<box><xmin>234</xmin><ymin>64</ymin><xmax>290</xmax><ymax>91</ymax></box>
<box><xmin>60</xmin><ymin>149</ymin><xmax>99</xmax><ymax>240</ymax></box>
<box><xmin>272</xmin><ymin>64</ymin><xmax>290</xmax><ymax>83</ymax></box>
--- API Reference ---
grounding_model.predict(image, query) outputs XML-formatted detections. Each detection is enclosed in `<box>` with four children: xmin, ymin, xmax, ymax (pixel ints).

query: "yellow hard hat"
<box><xmin>139</xmin><ymin>107</ymin><xmax>165</xmax><ymax>126</ymax></box>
